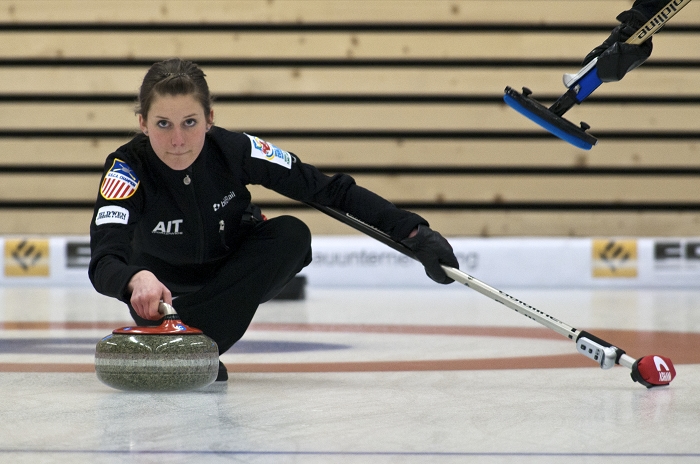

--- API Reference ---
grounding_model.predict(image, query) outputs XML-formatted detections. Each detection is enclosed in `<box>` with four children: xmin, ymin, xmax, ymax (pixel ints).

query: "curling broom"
<box><xmin>503</xmin><ymin>0</ymin><xmax>692</xmax><ymax>150</ymax></box>
<box><xmin>307</xmin><ymin>201</ymin><xmax>676</xmax><ymax>388</ymax></box>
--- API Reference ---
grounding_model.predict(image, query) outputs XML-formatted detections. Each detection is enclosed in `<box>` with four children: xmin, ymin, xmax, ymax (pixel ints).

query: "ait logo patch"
<box><xmin>101</xmin><ymin>159</ymin><xmax>140</xmax><ymax>200</ymax></box>
<box><xmin>247</xmin><ymin>134</ymin><xmax>292</xmax><ymax>169</ymax></box>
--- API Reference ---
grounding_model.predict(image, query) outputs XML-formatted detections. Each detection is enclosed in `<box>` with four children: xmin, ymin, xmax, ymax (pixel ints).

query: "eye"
<box><xmin>156</xmin><ymin>120</ymin><xmax>170</xmax><ymax>128</ymax></box>
<box><xmin>184</xmin><ymin>118</ymin><xmax>197</xmax><ymax>127</ymax></box>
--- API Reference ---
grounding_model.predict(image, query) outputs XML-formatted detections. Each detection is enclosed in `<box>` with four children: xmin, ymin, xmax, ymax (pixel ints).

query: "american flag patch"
<box><xmin>100</xmin><ymin>159</ymin><xmax>140</xmax><ymax>200</ymax></box>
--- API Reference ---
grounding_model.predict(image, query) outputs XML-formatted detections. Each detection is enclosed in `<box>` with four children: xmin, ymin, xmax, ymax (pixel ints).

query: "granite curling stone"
<box><xmin>95</xmin><ymin>302</ymin><xmax>219</xmax><ymax>392</ymax></box>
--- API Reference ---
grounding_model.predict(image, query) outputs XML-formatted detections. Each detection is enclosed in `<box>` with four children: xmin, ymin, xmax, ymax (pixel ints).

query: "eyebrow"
<box><xmin>154</xmin><ymin>113</ymin><xmax>199</xmax><ymax>120</ymax></box>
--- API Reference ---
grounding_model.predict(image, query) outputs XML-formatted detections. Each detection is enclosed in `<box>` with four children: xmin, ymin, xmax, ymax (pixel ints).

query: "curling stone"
<box><xmin>95</xmin><ymin>302</ymin><xmax>219</xmax><ymax>392</ymax></box>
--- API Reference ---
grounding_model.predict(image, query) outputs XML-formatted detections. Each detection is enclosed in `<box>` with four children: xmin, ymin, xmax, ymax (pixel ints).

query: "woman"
<box><xmin>89</xmin><ymin>58</ymin><xmax>459</xmax><ymax>381</ymax></box>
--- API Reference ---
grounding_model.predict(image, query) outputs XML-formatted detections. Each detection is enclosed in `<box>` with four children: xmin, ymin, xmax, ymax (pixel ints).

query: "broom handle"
<box><xmin>305</xmin><ymin>202</ymin><xmax>580</xmax><ymax>340</ymax></box>
<box><xmin>626</xmin><ymin>0</ymin><xmax>692</xmax><ymax>45</ymax></box>
<box><xmin>306</xmin><ymin>201</ymin><xmax>648</xmax><ymax>371</ymax></box>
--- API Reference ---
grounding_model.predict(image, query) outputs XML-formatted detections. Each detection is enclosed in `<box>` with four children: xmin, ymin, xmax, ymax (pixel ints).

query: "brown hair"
<box><xmin>136</xmin><ymin>58</ymin><xmax>213</xmax><ymax>122</ymax></box>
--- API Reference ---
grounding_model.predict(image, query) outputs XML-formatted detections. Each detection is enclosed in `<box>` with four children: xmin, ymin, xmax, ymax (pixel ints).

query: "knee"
<box><xmin>275</xmin><ymin>215</ymin><xmax>311</xmax><ymax>250</ymax></box>
<box><xmin>273</xmin><ymin>216</ymin><xmax>312</xmax><ymax>267</ymax></box>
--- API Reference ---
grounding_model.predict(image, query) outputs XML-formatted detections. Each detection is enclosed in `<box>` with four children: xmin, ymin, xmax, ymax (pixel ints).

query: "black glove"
<box><xmin>401</xmin><ymin>225</ymin><xmax>459</xmax><ymax>284</ymax></box>
<box><xmin>582</xmin><ymin>10</ymin><xmax>653</xmax><ymax>82</ymax></box>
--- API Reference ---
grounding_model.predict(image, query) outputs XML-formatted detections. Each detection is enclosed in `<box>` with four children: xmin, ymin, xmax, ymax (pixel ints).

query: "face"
<box><xmin>138</xmin><ymin>93</ymin><xmax>213</xmax><ymax>170</ymax></box>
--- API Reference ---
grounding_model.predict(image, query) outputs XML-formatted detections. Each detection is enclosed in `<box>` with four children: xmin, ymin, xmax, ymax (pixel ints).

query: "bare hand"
<box><xmin>127</xmin><ymin>270</ymin><xmax>172</xmax><ymax>320</ymax></box>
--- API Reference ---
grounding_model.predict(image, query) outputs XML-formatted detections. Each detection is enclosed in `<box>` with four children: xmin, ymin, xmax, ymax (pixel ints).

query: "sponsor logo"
<box><xmin>654</xmin><ymin>356</ymin><xmax>670</xmax><ymax>372</ymax></box>
<box><xmin>247</xmin><ymin>134</ymin><xmax>292</xmax><ymax>169</ymax></box>
<box><xmin>213</xmin><ymin>191</ymin><xmax>236</xmax><ymax>211</ymax></box>
<box><xmin>312</xmin><ymin>250</ymin><xmax>478</xmax><ymax>270</ymax></box>
<box><xmin>66</xmin><ymin>242</ymin><xmax>91</xmax><ymax>268</ymax></box>
<box><xmin>4</xmin><ymin>239</ymin><xmax>50</xmax><ymax>277</ymax></box>
<box><xmin>95</xmin><ymin>205</ymin><xmax>130</xmax><ymax>225</ymax></box>
<box><xmin>152</xmin><ymin>219</ymin><xmax>184</xmax><ymax>235</ymax></box>
<box><xmin>100</xmin><ymin>159</ymin><xmax>140</xmax><ymax>200</ymax></box>
<box><xmin>654</xmin><ymin>240</ymin><xmax>700</xmax><ymax>272</ymax></box>
<box><xmin>592</xmin><ymin>239</ymin><xmax>638</xmax><ymax>278</ymax></box>
<box><xmin>654</xmin><ymin>356</ymin><xmax>672</xmax><ymax>382</ymax></box>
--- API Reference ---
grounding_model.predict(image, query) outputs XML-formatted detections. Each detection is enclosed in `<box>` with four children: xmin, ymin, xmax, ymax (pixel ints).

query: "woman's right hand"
<box><xmin>127</xmin><ymin>270</ymin><xmax>173</xmax><ymax>320</ymax></box>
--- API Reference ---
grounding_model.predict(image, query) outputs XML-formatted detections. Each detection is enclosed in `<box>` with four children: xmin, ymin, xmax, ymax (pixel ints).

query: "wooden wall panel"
<box><xmin>0</xmin><ymin>102</ymin><xmax>697</xmax><ymax>133</ymax></box>
<box><xmin>0</xmin><ymin>0</ymin><xmax>698</xmax><ymax>236</ymax></box>
<box><xmin>0</xmin><ymin>32</ymin><xmax>693</xmax><ymax>60</ymax></box>
<box><xmin>0</xmin><ymin>1</ymin><xmax>652</xmax><ymax>24</ymax></box>
<box><xmin>2</xmin><ymin>172</ymin><xmax>697</xmax><ymax>206</ymax></box>
<box><xmin>0</xmin><ymin>68</ymin><xmax>698</xmax><ymax>97</ymax></box>
<box><xmin>4</xmin><ymin>210</ymin><xmax>700</xmax><ymax>239</ymax></box>
<box><xmin>247</xmin><ymin>176</ymin><xmax>700</xmax><ymax>203</ymax></box>
<box><xmin>2</xmin><ymin>139</ymin><xmax>700</xmax><ymax>169</ymax></box>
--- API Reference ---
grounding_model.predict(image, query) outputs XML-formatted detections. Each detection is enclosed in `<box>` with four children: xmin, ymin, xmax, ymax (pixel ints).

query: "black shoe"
<box><xmin>271</xmin><ymin>275</ymin><xmax>307</xmax><ymax>300</ymax></box>
<box><xmin>216</xmin><ymin>361</ymin><xmax>228</xmax><ymax>382</ymax></box>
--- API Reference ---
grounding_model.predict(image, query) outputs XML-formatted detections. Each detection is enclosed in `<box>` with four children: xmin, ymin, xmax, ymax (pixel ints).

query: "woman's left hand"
<box><xmin>401</xmin><ymin>225</ymin><xmax>459</xmax><ymax>284</ymax></box>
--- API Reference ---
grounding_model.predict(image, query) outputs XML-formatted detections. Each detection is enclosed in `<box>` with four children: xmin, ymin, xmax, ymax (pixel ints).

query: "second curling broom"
<box><xmin>503</xmin><ymin>0</ymin><xmax>692</xmax><ymax>150</ymax></box>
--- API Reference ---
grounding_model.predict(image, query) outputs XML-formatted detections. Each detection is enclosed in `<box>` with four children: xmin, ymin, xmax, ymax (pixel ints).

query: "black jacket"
<box><xmin>89</xmin><ymin>127</ymin><xmax>426</xmax><ymax>302</ymax></box>
<box><xmin>632</xmin><ymin>0</ymin><xmax>674</xmax><ymax>19</ymax></box>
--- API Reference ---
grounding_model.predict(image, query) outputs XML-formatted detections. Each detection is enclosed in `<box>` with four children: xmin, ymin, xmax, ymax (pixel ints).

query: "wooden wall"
<box><xmin>0</xmin><ymin>0</ymin><xmax>699</xmax><ymax>236</ymax></box>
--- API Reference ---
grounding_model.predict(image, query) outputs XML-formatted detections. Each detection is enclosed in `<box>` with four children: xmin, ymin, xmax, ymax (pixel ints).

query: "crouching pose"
<box><xmin>89</xmin><ymin>58</ymin><xmax>459</xmax><ymax>381</ymax></box>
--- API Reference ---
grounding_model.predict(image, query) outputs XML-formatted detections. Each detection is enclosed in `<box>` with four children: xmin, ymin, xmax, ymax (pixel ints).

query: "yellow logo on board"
<box><xmin>4</xmin><ymin>239</ymin><xmax>50</xmax><ymax>277</ymax></box>
<box><xmin>592</xmin><ymin>239</ymin><xmax>637</xmax><ymax>278</ymax></box>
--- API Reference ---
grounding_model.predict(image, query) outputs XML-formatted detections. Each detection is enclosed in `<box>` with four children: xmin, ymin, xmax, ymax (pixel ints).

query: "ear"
<box><xmin>206</xmin><ymin>109</ymin><xmax>214</xmax><ymax>130</ymax></box>
<box><xmin>138</xmin><ymin>114</ymin><xmax>148</xmax><ymax>135</ymax></box>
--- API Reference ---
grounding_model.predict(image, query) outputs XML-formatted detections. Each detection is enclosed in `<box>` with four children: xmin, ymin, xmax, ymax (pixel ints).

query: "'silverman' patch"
<box><xmin>101</xmin><ymin>159</ymin><xmax>140</xmax><ymax>200</ymax></box>
<box><xmin>95</xmin><ymin>205</ymin><xmax>130</xmax><ymax>226</ymax></box>
<box><xmin>247</xmin><ymin>134</ymin><xmax>292</xmax><ymax>169</ymax></box>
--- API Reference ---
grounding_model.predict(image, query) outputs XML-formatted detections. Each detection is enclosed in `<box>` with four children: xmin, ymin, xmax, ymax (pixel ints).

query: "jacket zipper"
<box><xmin>219</xmin><ymin>219</ymin><xmax>230</xmax><ymax>251</ymax></box>
<box><xmin>185</xmin><ymin>173</ymin><xmax>205</xmax><ymax>263</ymax></box>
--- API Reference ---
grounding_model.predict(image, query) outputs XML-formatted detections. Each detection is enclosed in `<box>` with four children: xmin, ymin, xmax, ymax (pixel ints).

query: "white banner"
<box><xmin>1</xmin><ymin>236</ymin><xmax>700</xmax><ymax>288</ymax></box>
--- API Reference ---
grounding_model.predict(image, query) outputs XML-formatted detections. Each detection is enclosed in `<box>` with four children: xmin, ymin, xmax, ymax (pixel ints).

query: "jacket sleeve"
<box><xmin>631</xmin><ymin>0</ymin><xmax>672</xmax><ymax>19</ymax></box>
<box><xmin>335</xmin><ymin>182</ymin><xmax>428</xmax><ymax>242</ymax></box>
<box><xmin>88</xmin><ymin>154</ymin><xmax>147</xmax><ymax>302</ymax></box>
<box><xmin>238</xmin><ymin>134</ymin><xmax>427</xmax><ymax>241</ymax></box>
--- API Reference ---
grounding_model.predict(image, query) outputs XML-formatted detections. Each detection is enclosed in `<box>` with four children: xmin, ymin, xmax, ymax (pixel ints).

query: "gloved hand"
<box><xmin>401</xmin><ymin>225</ymin><xmax>459</xmax><ymax>284</ymax></box>
<box><xmin>582</xmin><ymin>9</ymin><xmax>653</xmax><ymax>82</ymax></box>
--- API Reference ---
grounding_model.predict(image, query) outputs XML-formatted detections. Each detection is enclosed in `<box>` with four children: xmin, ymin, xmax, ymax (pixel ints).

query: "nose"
<box><xmin>171</xmin><ymin>127</ymin><xmax>185</xmax><ymax>146</ymax></box>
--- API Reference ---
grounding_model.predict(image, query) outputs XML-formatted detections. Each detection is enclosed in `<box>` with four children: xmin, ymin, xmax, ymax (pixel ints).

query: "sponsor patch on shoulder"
<box><xmin>246</xmin><ymin>134</ymin><xmax>292</xmax><ymax>169</ymax></box>
<box><xmin>95</xmin><ymin>205</ymin><xmax>130</xmax><ymax>226</ymax></box>
<box><xmin>101</xmin><ymin>159</ymin><xmax>140</xmax><ymax>200</ymax></box>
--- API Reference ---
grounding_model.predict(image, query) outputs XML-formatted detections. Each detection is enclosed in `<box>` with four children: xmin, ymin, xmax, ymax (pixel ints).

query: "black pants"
<box><xmin>128</xmin><ymin>215</ymin><xmax>312</xmax><ymax>354</ymax></box>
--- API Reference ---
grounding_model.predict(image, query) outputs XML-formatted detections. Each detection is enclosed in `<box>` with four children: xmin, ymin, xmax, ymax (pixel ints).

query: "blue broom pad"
<box><xmin>503</xmin><ymin>92</ymin><xmax>596</xmax><ymax>150</ymax></box>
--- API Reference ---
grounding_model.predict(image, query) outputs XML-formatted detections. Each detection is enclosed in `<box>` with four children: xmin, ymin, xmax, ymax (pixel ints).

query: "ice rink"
<box><xmin>1</xmin><ymin>284</ymin><xmax>699</xmax><ymax>463</ymax></box>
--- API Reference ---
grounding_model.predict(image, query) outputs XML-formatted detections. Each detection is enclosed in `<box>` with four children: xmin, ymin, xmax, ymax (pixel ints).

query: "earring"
<box><xmin>144</xmin><ymin>131</ymin><xmax>149</xmax><ymax>136</ymax></box>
